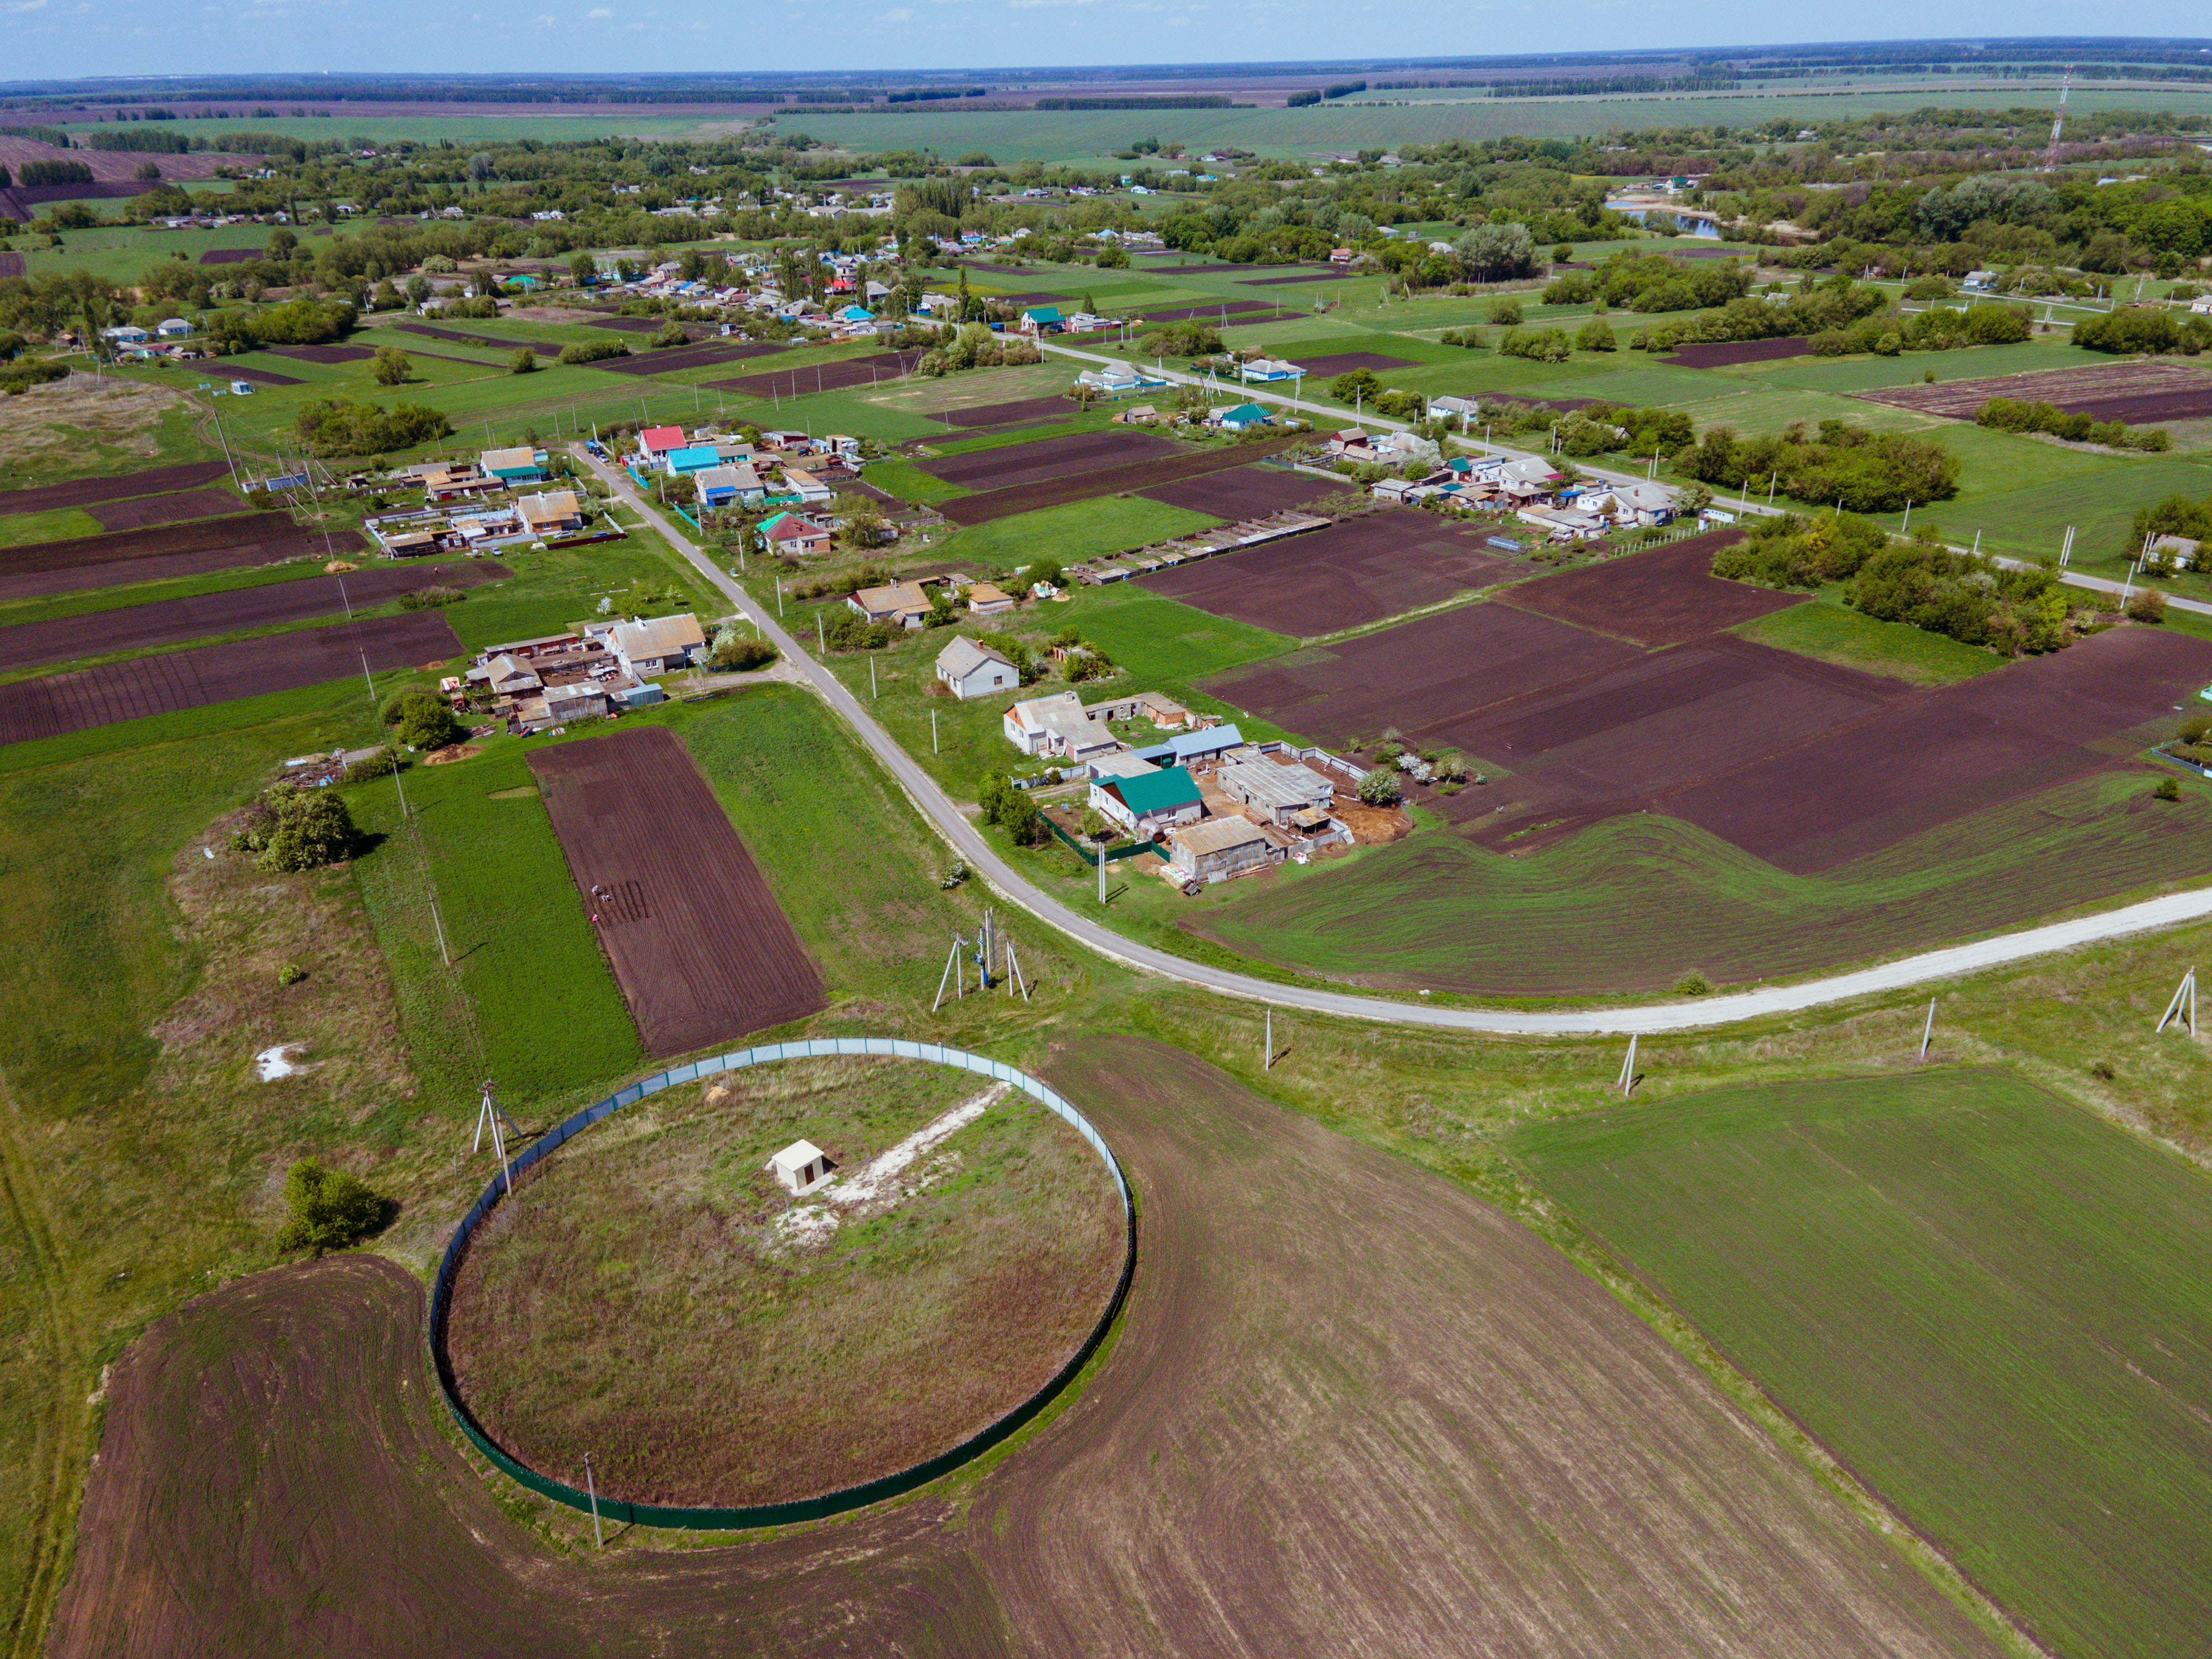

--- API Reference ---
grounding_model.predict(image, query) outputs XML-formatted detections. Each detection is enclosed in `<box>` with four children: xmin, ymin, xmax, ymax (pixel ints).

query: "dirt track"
<box><xmin>50</xmin><ymin>1038</ymin><xmax>2004</xmax><ymax>1659</ymax></box>
<box><xmin>0</xmin><ymin>461</ymin><xmax>228</xmax><ymax>517</ymax></box>
<box><xmin>528</xmin><ymin>726</ymin><xmax>826</xmax><ymax>1052</ymax></box>
<box><xmin>0</xmin><ymin>611</ymin><xmax>459</xmax><ymax>745</ymax></box>
<box><xmin>0</xmin><ymin>561</ymin><xmax>507</xmax><ymax>673</ymax></box>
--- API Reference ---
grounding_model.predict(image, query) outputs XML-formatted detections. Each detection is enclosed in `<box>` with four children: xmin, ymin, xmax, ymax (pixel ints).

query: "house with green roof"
<box><xmin>1089</xmin><ymin>765</ymin><xmax>1205</xmax><ymax>838</ymax></box>
<box><xmin>1019</xmin><ymin>305</ymin><xmax>1066</xmax><ymax>336</ymax></box>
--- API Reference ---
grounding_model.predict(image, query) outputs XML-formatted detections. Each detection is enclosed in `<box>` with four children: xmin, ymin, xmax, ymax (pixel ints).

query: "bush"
<box><xmin>397</xmin><ymin>584</ymin><xmax>466</xmax><ymax>610</ymax></box>
<box><xmin>1355</xmin><ymin>769</ymin><xmax>1401</xmax><ymax>806</ymax></box>
<box><xmin>1674</xmin><ymin>969</ymin><xmax>1711</xmax><ymax>996</ymax></box>
<box><xmin>295</xmin><ymin>398</ymin><xmax>450</xmax><ymax>458</ymax></box>
<box><xmin>232</xmin><ymin>790</ymin><xmax>359</xmax><ymax>873</ymax></box>
<box><xmin>509</xmin><ymin>347</ymin><xmax>539</xmax><ymax>375</ymax></box>
<box><xmin>382</xmin><ymin>691</ymin><xmax>466</xmax><ymax>749</ymax></box>
<box><xmin>340</xmin><ymin>746</ymin><xmax>403</xmax><ymax>784</ymax></box>
<box><xmin>277</xmin><ymin>963</ymin><xmax>306</xmax><ymax>987</ymax></box>
<box><xmin>558</xmin><ymin>338</ymin><xmax>631</xmax><ymax>366</ymax></box>
<box><xmin>1485</xmin><ymin>296</ymin><xmax>1524</xmax><ymax>326</ymax></box>
<box><xmin>2127</xmin><ymin>587</ymin><xmax>2168</xmax><ymax>623</ymax></box>
<box><xmin>369</xmin><ymin>346</ymin><xmax>411</xmax><ymax>387</ymax></box>
<box><xmin>273</xmin><ymin>1159</ymin><xmax>389</xmax><ymax>1255</ymax></box>
<box><xmin>2155</xmin><ymin>777</ymin><xmax>2182</xmax><ymax>801</ymax></box>
<box><xmin>710</xmin><ymin>633</ymin><xmax>778</xmax><ymax>671</ymax></box>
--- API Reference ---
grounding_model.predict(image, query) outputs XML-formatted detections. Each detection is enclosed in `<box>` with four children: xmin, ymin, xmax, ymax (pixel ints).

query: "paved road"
<box><xmin>581</xmin><ymin>446</ymin><xmax>2212</xmax><ymax>1035</ymax></box>
<box><xmin>1039</xmin><ymin>339</ymin><xmax>2212</xmax><ymax>619</ymax></box>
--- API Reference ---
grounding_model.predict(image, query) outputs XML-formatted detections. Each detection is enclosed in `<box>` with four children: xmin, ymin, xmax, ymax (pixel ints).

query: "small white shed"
<box><xmin>766</xmin><ymin>1139</ymin><xmax>833</xmax><ymax>1194</ymax></box>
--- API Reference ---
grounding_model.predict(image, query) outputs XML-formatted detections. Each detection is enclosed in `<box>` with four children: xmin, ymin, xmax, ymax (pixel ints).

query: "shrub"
<box><xmin>1356</xmin><ymin>769</ymin><xmax>1401</xmax><ymax>806</ymax></box>
<box><xmin>369</xmin><ymin>346</ymin><xmax>411</xmax><ymax>386</ymax></box>
<box><xmin>340</xmin><ymin>746</ymin><xmax>403</xmax><ymax>784</ymax></box>
<box><xmin>294</xmin><ymin>398</ymin><xmax>450</xmax><ymax>458</ymax></box>
<box><xmin>509</xmin><ymin>347</ymin><xmax>539</xmax><ymax>374</ymax></box>
<box><xmin>2127</xmin><ymin>587</ymin><xmax>2168</xmax><ymax>623</ymax></box>
<box><xmin>232</xmin><ymin>791</ymin><xmax>358</xmax><ymax>873</ymax></box>
<box><xmin>710</xmin><ymin>633</ymin><xmax>778</xmax><ymax>671</ymax></box>
<box><xmin>1674</xmin><ymin>969</ymin><xmax>1711</xmax><ymax>995</ymax></box>
<box><xmin>382</xmin><ymin>691</ymin><xmax>466</xmax><ymax>749</ymax></box>
<box><xmin>277</xmin><ymin>963</ymin><xmax>306</xmax><ymax>987</ymax></box>
<box><xmin>2090</xmin><ymin>1060</ymin><xmax>2116</xmax><ymax>1079</ymax></box>
<box><xmin>2155</xmin><ymin>777</ymin><xmax>2182</xmax><ymax>801</ymax></box>
<box><xmin>558</xmin><ymin>338</ymin><xmax>631</xmax><ymax>365</ymax></box>
<box><xmin>273</xmin><ymin>1159</ymin><xmax>389</xmax><ymax>1255</ymax></box>
<box><xmin>397</xmin><ymin>584</ymin><xmax>466</xmax><ymax>610</ymax></box>
<box><xmin>1485</xmin><ymin>296</ymin><xmax>1523</xmax><ymax>326</ymax></box>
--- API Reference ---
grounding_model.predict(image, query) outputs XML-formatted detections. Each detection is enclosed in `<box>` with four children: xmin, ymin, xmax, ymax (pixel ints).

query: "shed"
<box><xmin>766</xmin><ymin>1139</ymin><xmax>834</xmax><ymax>1194</ymax></box>
<box><xmin>1170</xmin><ymin>816</ymin><xmax>1281</xmax><ymax>882</ymax></box>
<box><xmin>1218</xmin><ymin>757</ymin><xmax>1334</xmax><ymax>826</ymax></box>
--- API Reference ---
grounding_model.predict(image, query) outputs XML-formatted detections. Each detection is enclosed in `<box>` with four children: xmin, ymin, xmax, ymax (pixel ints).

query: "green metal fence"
<box><xmin>1044</xmin><ymin>815</ymin><xmax>1155</xmax><ymax>866</ymax></box>
<box><xmin>428</xmin><ymin>1036</ymin><xmax>1135</xmax><ymax>1531</ymax></box>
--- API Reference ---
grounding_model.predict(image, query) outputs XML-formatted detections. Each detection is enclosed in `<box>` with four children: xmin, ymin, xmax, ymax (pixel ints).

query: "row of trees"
<box><xmin>1674</xmin><ymin>419</ymin><xmax>1961</xmax><ymax>513</ymax></box>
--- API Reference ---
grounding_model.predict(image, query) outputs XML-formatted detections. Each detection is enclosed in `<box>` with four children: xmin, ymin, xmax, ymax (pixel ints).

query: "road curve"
<box><xmin>580</xmin><ymin>447</ymin><xmax>2212</xmax><ymax>1036</ymax></box>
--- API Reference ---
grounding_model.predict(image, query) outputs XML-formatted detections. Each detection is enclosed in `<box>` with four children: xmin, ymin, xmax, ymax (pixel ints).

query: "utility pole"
<box><xmin>584</xmin><ymin>1452</ymin><xmax>604</xmax><ymax>1549</ymax></box>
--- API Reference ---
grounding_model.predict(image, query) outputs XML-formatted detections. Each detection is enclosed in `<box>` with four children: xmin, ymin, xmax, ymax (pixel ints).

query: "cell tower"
<box><xmin>2039</xmin><ymin>66</ymin><xmax>2074</xmax><ymax>174</ymax></box>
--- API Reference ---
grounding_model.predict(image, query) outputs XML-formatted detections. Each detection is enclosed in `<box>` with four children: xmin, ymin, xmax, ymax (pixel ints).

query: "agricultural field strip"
<box><xmin>525</xmin><ymin>726</ymin><xmax>826</xmax><ymax>1054</ymax></box>
<box><xmin>1857</xmin><ymin>361</ymin><xmax>2212</xmax><ymax>422</ymax></box>
<box><xmin>0</xmin><ymin>611</ymin><xmax>458</xmax><ymax>747</ymax></box>
<box><xmin>0</xmin><ymin>562</ymin><xmax>507</xmax><ymax>675</ymax></box>
<box><xmin>0</xmin><ymin>462</ymin><xmax>231</xmax><ymax>517</ymax></box>
<box><xmin>1513</xmin><ymin>1068</ymin><xmax>2212</xmax><ymax>1659</ymax></box>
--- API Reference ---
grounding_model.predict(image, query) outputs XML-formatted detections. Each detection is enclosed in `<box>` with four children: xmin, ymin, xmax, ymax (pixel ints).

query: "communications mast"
<box><xmin>2039</xmin><ymin>66</ymin><xmax>2073</xmax><ymax>173</ymax></box>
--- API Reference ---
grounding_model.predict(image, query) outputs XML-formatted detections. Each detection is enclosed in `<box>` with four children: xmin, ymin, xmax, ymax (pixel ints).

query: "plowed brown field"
<box><xmin>0</xmin><ymin>512</ymin><xmax>356</xmax><ymax>603</ymax></box>
<box><xmin>922</xmin><ymin>429</ymin><xmax>1178</xmax><ymax>490</ymax></box>
<box><xmin>50</xmin><ymin>1040</ymin><xmax>2004</xmax><ymax>1659</ymax></box>
<box><xmin>0</xmin><ymin>611</ymin><xmax>459</xmax><ymax>744</ymax></box>
<box><xmin>1856</xmin><ymin>359</ymin><xmax>2212</xmax><ymax>424</ymax></box>
<box><xmin>1499</xmin><ymin>530</ymin><xmax>1799</xmax><ymax>645</ymax></box>
<box><xmin>709</xmin><ymin>349</ymin><xmax>926</xmax><ymax>399</ymax></box>
<box><xmin>940</xmin><ymin>432</ymin><xmax>1302</xmax><ymax>526</ymax></box>
<box><xmin>527</xmin><ymin>726</ymin><xmax>825</xmax><ymax>1052</ymax></box>
<box><xmin>0</xmin><ymin>461</ymin><xmax>228</xmax><ymax>517</ymax></box>
<box><xmin>84</xmin><ymin>488</ymin><xmax>251</xmax><ymax>532</ymax></box>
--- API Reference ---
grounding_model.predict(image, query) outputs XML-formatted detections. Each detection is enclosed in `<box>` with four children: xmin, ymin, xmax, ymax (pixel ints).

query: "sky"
<box><xmin>7</xmin><ymin>6</ymin><xmax>2212</xmax><ymax>82</ymax></box>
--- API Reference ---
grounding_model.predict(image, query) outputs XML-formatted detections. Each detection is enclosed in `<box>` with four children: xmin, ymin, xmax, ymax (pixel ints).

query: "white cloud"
<box><xmin>2</xmin><ymin>1</ymin><xmax>51</xmax><ymax>13</ymax></box>
<box><xmin>531</xmin><ymin>8</ymin><xmax>554</xmax><ymax>19</ymax></box>
<box><xmin>586</xmin><ymin>6</ymin><xmax>608</xmax><ymax>13</ymax></box>
<box><xmin>879</xmin><ymin>4</ymin><xmax>910</xmax><ymax>16</ymax></box>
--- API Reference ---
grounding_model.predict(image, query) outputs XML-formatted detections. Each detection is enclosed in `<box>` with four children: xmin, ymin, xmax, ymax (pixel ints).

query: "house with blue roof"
<box><xmin>665</xmin><ymin>444</ymin><xmax>723</xmax><ymax>476</ymax></box>
<box><xmin>1089</xmin><ymin>766</ymin><xmax>1205</xmax><ymax>838</ymax></box>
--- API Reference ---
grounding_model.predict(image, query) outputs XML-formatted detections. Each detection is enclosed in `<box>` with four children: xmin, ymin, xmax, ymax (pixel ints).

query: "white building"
<box><xmin>936</xmin><ymin>637</ymin><xmax>1020</xmax><ymax>701</ymax></box>
<box><xmin>1003</xmin><ymin>690</ymin><xmax>1118</xmax><ymax>764</ymax></box>
<box><xmin>766</xmin><ymin>1139</ymin><xmax>833</xmax><ymax>1194</ymax></box>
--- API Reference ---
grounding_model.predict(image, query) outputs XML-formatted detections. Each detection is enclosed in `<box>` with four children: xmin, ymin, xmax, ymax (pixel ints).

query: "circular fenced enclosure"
<box><xmin>429</xmin><ymin>1039</ymin><xmax>1135</xmax><ymax>1529</ymax></box>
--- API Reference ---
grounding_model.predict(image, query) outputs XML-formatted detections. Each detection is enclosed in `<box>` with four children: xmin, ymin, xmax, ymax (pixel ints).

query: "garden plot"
<box><xmin>1856</xmin><ymin>359</ymin><xmax>2212</xmax><ymax>424</ymax></box>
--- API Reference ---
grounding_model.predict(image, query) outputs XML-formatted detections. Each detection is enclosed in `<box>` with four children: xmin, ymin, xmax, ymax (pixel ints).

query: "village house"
<box><xmin>760</xmin><ymin>510</ymin><xmax>835</xmax><ymax>555</ymax></box>
<box><xmin>1208</xmin><ymin>402</ymin><xmax>1274</xmax><ymax>433</ymax></box>
<box><xmin>1090</xmin><ymin>766</ymin><xmax>1204</xmax><ymax>838</ymax></box>
<box><xmin>964</xmin><ymin>580</ymin><xmax>1016</xmax><ymax>616</ymax></box>
<box><xmin>481</xmin><ymin>446</ymin><xmax>550</xmax><ymax>484</ymax></box>
<box><xmin>1019</xmin><ymin>305</ymin><xmax>1066</xmax><ymax>336</ymax></box>
<box><xmin>1170</xmin><ymin>816</ymin><xmax>1283</xmax><ymax>883</ymax></box>
<box><xmin>935</xmin><ymin>637</ymin><xmax>1020</xmax><ymax>701</ymax></box>
<box><xmin>515</xmin><ymin>489</ymin><xmax>586</xmax><ymax>537</ymax></box>
<box><xmin>1239</xmin><ymin>357</ymin><xmax>1302</xmax><ymax>383</ymax></box>
<box><xmin>590</xmin><ymin>613</ymin><xmax>708</xmax><ymax>676</ymax></box>
<box><xmin>1003</xmin><ymin>690</ymin><xmax>1119</xmax><ymax>764</ymax></box>
<box><xmin>848</xmin><ymin>580</ymin><xmax>933</xmax><ymax>630</ymax></box>
<box><xmin>637</xmin><ymin>425</ymin><xmax>688</xmax><ymax>463</ymax></box>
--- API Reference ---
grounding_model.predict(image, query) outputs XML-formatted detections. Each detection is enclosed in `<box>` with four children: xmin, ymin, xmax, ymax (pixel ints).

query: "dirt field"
<box><xmin>1498</xmin><ymin>531</ymin><xmax>1802</xmax><ymax>645</ymax></box>
<box><xmin>50</xmin><ymin>1040</ymin><xmax>2004</xmax><ymax>1659</ymax></box>
<box><xmin>84</xmin><ymin>487</ymin><xmax>249</xmax><ymax>533</ymax></box>
<box><xmin>1670</xmin><ymin>337</ymin><xmax>1812</xmax><ymax>367</ymax></box>
<box><xmin>0</xmin><ymin>512</ymin><xmax>358</xmax><ymax>602</ymax></box>
<box><xmin>709</xmin><ymin>349</ymin><xmax>926</xmax><ymax>400</ymax></box>
<box><xmin>1656</xmin><ymin>624</ymin><xmax>2212</xmax><ymax>870</ymax></box>
<box><xmin>921</xmin><ymin>429</ymin><xmax>1180</xmax><ymax>491</ymax></box>
<box><xmin>215</xmin><ymin>363</ymin><xmax>305</xmax><ymax>387</ymax></box>
<box><xmin>0</xmin><ymin>611</ymin><xmax>460</xmax><ymax>745</ymax></box>
<box><xmin>1128</xmin><ymin>300</ymin><xmax>1275</xmax><ymax>323</ymax></box>
<box><xmin>0</xmin><ymin>251</ymin><xmax>22</xmax><ymax>278</ymax></box>
<box><xmin>393</xmin><ymin>324</ymin><xmax>561</xmax><ymax>355</ymax></box>
<box><xmin>1295</xmin><ymin>351</ymin><xmax>1413</xmax><ymax>376</ymax></box>
<box><xmin>446</xmin><ymin>1056</ymin><xmax>1126</xmax><ymax>1508</ymax></box>
<box><xmin>1142</xmin><ymin>511</ymin><xmax>1516</xmax><ymax>634</ymax></box>
<box><xmin>1238</xmin><ymin>269</ymin><xmax>1350</xmax><ymax>285</ymax></box>
<box><xmin>1857</xmin><ymin>359</ymin><xmax>2212</xmax><ymax>424</ymax></box>
<box><xmin>197</xmin><ymin>248</ymin><xmax>258</xmax><ymax>264</ymax></box>
<box><xmin>939</xmin><ymin>432</ymin><xmax>1303</xmax><ymax>525</ymax></box>
<box><xmin>267</xmin><ymin>343</ymin><xmax>376</xmax><ymax>364</ymax></box>
<box><xmin>526</xmin><ymin>726</ymin><xmax>826</xmax><ymax>1053</ymax></box>
<box><xmin>0</xmin><ymin>561</ymin><xmax>507</xmax><ymax>673</ymax></box>
<box><xmin>942</xmin><ymin>394</ymin><xmax>1078</xmax><ymax>428</ymax></box>
<box><xmin>591</xmin><ymin>340</ymin><xmax>791</xmax><ymax>377</ymax></box>
<box><xmin>1139</xmin><ymin>463</ymin><xmax>1342</xmax><ymax>517</ymax></box>
<box><xmin>0</xmin><ymin>461</ymin><xmax>228</xmax><ymax>517</ymax></box>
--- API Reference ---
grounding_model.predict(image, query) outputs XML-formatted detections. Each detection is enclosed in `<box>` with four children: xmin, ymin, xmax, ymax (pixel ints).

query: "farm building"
<box><xmin>1088</xmin><ymin>751</ymin><xmax>1161</xmax><ymax>783</ymax></box>
<box><xmin>1170</xmin><ymin>817</ymin><xmax>1284</xmax><ymax>883</ymax></box>
<box><xmin>849</xmin><ymin>581</ymin><xmax>933</xmax><ymax>630</ymax></box>
<box><xmin>1091</xmin><ymin>767</ymin><xmax>1205</xmax><ymax>838</ymax></box>
<box><xmin>516</xmin><ymin>490</ymin><xmax>586</xmax><ymax>536</ymax></box>
<box><xmin>766</xmin><ymin>1140</ymin><xmax>833</xmax><ymax>1195</ymax></box>
<box><xmin>1218</xmin><ymin>757</ymin><xmax>1335</xmax><ymax>827</ymax></box>
<box><xmin>966</xmin><ymin>581</ymin><xmax>1017</xmax><ymax>616</ymax></box>
<box><xmin>937</xmin><ymin>637</ymin><xmax>1020</xmax><ymax>701</ymax></box>
<box><xmin>1004</xmin><ymin>690</ymin><xmax>1119</xmax><ymax>764</ymax></box>
<box><xmin>1020</xmin><ymin>305</ymin><xmax>1066</xmax><ymax>336</ymax></box>
<box><xmin>1084</xmin><ymin>691</ymin><xmax>1191</xmax><ymax>729</ymax></box>
<box><xmin>776</xmin><ymin>468</ymin><xmax>836</xmax><ymax>506</ymax></box>
<box><xmin>761</xmin><ymin>511</ymin><xmax>834</xmax><ymax>555</ymax></box>
<box><xmin>1133</xmin><ymin>722</ymin><xmax>1245</xmax><ymax>771</ymax></box>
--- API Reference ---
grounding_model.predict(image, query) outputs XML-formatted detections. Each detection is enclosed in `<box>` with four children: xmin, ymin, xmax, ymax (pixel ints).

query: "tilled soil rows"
<box><xmin>939</xmin><ymin>432</ymin><xmax>1303</xmax><ymax>526</ymax></box>
<box><xmin>1295</xmin><ymin>351</ymin><xmax>1413</xmax><ymax>376</ymax></box>
<box><xmin>591</xmin><ymin>340</ymin><xmax>791</xmax><ymax>377</ymax></box>
<box><xmin>48</xmin><ymin>1041</ymin><xmax>2004</xmax><ymax>1659</ymax></box>
<box><xmin>0</xmin><ymin>461</ymin><xmax>229</xmax><ymax>517</ymax></box>
<box><xmin>0</xmin><ymin>610</ymin><xmax>459</xmax><ymax>745</ymax></box>
<box><xmin>0</xmin><ymin>561</ymin><xmax>507</xmax><ymax>673</ymax></box>
<box><xmin>527</xmin><ymin>726</ymin><xmax>826</xmax><ymax>1053</ymax></box>
<box><xmin>708</xmin><ymin>349</ymin><xmax>924</xmax><ymax>399</ymax></box>
<box><xmin>393</xmin><ymin>323</ymin><xmax>561</xmax><ymax>355</ymax></box>
<box><xmin>1668</xmin><ymin>337</ymin><xmax>1812</xmax><ymax>367</ymax></box>
<box><xmin>1142</xmin><ymin>510</ymin><xmax>1516</xmax><ymax>634</ymax></box>
<box><xmin>1139</xmin><ymin>463</ymin><xmax>1341</xmax><ymax>517</ymax></box>
<box><xmin>214</xmin><ymin>363</ymin><xmax>305</xmax><ymax>387</ymax></box>
<box><xmin>85</xmin><ymin>488</ymin><xmax>252</xmax><ymax>533</ymax></box>
<box><xmin>1497</xmin><ymin>531</ymin><xmax>1798</xmax><ymax>646</ymax></box>
<box><xmin>0</xmin><ymin>512</ymin><xmax>358</xmax><ymax>602</ymax></box>
<box><xmin>921</xmin><ymin>429</ymin><xmax>1179</xmax><ymax>491</ymax></box>
<box><xmin>267</xmin><ymin>343</ymin><xmax>375</xmax><ymax>363</ymax></box>
<box><xmin>941</xmin><ymin>395</ymin><xmax>1080</xmax><ymax>428</ymax></box>
<box><xmin>1856</xmin><ymin>359</ymin><xmax>2212</xmax><ymax>422</ymax></box>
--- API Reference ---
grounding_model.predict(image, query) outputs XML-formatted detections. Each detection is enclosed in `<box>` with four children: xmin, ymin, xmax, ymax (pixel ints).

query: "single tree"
<box><xmin>369</xmin><ymin>346</ymin><xmax>411</xmax><ymax>387</ymax></box>
<box><xmin>509</xmin><ymin>347</ymin><xmax>538</xmax><ymax>375</ymax></box>
<box><xmin>274</xmin><ymin>1159</ymin><xmax>388</xmax><ymax>1255</ymax></box>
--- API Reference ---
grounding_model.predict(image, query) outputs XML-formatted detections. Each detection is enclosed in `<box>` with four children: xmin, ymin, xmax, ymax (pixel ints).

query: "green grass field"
<box><xmin>1512</xmin><ymin>1066</ymin><xmax>2212</xmax><ymax>1659</ymax></box>
<box><xmin>1185</xmin><ymin>770</ymin><xmax>2212</xmax><ymax>999</ymax></box>
<box><xmin>1735</xmin><ymin>593</ymin><xmax>2006</xmax><ymax>686</ymax></box>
